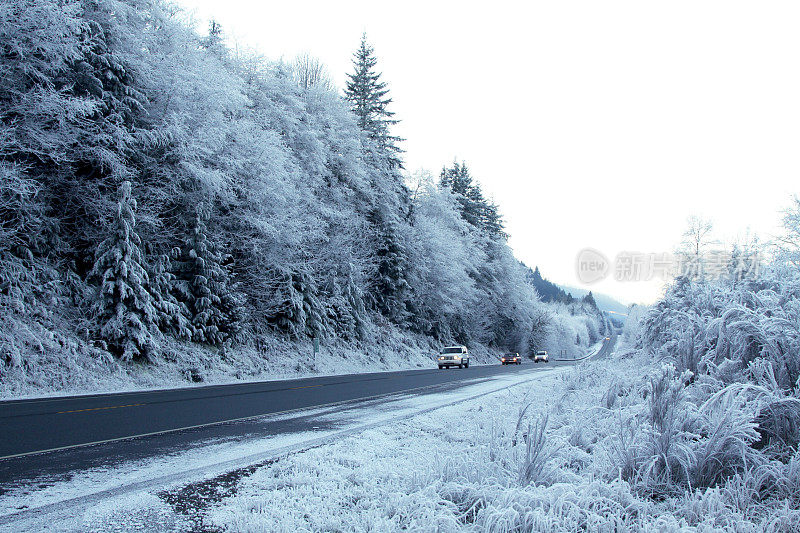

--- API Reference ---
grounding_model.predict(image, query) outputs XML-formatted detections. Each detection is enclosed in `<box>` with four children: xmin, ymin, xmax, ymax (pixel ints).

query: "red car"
<box><xmin>501</xmin><ymin>353</ymin><xmax>521</xmax><ymax>365</ymax></box>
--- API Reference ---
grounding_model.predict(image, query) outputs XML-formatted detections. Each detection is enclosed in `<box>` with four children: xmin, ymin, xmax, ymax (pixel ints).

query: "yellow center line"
<box><xmin>50</xmin><ymin>378</ymin><xmax>400</xmax><ymax>416</ymax></box>
<box><xmin>54</xmin><ymin>385</ymin><xmax>326</xmax><ymax>415</ymax></box>
<box><xmin>57</xmin><ymin>403</ymin><xmax>145</xmax><ymax>414</ymax></box>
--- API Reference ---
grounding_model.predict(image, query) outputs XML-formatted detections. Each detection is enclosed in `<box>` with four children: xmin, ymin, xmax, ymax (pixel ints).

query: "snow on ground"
<box><xmin>16</xmin><ymin>340</ymin><xmax>790</xmax><ymax>532</ymax></box>
<box><xmin>0</xmin><ymin>328</ymin><xmax>441</xmax><ymax>400</ymax></box>
<box><xmin>158</xmin><ymin>345</ymin><xmax>793</xmax><ymax>532</ymax></box>
<box><xmin>1</xmin><ymin>324</ymin><xmax>551</xmax><ymax>401</ymax></box>
<box><xmin>0</xmin><ymin>366</ymin><xmax>564</xmax><ymax>532</ymax></box>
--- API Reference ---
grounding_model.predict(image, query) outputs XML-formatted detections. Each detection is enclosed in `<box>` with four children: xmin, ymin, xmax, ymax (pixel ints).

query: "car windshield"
<box><xmin>537</xmin><ymin>351</ymin><xmax>547</xmax><ymax>355</ymax></box>
<box><xmin>505</xmin><ymin>354</ymin><xmax>517</xmax><ymax>357</ymax></box>
<box><xmin>441</xmin><ymin>347</ymin><xmax>462</xmax><ymax>354</ymax></box>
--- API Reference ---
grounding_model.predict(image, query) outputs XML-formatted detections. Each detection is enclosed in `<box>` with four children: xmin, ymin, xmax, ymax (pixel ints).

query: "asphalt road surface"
<box><xmin>0</xmin><ymin>335</ymin><xmax>616</xmax><ymax>484</ymax></box>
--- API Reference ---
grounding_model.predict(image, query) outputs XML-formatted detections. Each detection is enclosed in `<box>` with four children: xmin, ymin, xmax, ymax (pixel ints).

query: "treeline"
<box><xmin>525</xmin><ymin>266</ymin><xmax>576</xmax><ymax>304</ymax></box>
<box><xmin>0</xmin><ymin>0</ymin><xmax>592</xmax><ymax>368</ymax></box>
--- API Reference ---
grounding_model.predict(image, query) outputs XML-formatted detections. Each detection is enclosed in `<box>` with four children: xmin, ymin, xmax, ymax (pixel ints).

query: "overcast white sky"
<box><xmin>176</xmin><ymin>0</ymin><xmax>800</xmax><ymax>305</ymax></box>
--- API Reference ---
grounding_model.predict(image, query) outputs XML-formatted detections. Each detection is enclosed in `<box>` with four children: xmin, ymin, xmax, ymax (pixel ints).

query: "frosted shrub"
<box><xmin>645</xmin><ymin>270</ymin><xmax>800</xmax><ymax>393</ymax></box>
<box><xmin>753</xmin><ymin>397</ymin><xmax>800</xmax><ymax>459</ymax></box>
<box><xmin>689</xmin><ymin>384</ymin><xmax>763</xmax><ymax>490</ymax></box>
<box><xmin>608</xmin><ymin>365</ymin><xmax>696</xmax><ymax>498</ymax></box>
<box><xmin>518</xmin><ymin>414</ymin><xmax>553</xmax><ymax>486</ymax></box>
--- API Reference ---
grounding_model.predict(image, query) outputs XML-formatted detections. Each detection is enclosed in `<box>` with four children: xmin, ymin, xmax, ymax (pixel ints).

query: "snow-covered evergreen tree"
<box><xmin>172</xmin><ymin>207</ymin><xmax>240</xmax><ymax>346</ymax></box>
<box><xmin>344</xmin><ymin>34</ymin><xmax>404</xmax><ymax>169</ymax></box>
<box><xmin>440</xmin><ymin>161</ymin><xmax>505</xmax><ymax>240</ymax></box>
<box><xmin>269</xmin><ymin>265</ymin><xmax>330</xmax><ymax>340</ymax></box>
<box><xmin>89</xmin><ymin>181</ymin><xmax>157</xmax><ymax>361</ymax></box>
<box><xmin>201</xmin><ymin>19</ymin><xmax>224</xmax><ymax>50</ymax></box>
<box><xmin>149</xmin><ymin>252</ymin><xmax>193</xmax><ymax>340</ymax></box>
<box><xmin>367</xmin><ymin>207</ymin><xmax>411</xmax><ymax>324</ymax></box>
<box><xmin>343</xmin><ymin>266</ymin><xmax>369</xmax><ymax>339</ymax></box>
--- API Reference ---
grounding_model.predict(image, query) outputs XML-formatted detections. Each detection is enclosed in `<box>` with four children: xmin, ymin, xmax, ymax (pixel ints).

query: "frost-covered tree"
<box><xmin>776</xmin><ymin>196</ymin><xmax>800</xmax><ymax>271</ymax></box>
<box><xmin>270</xmin><ymin>266</ymin><xmax>328</xmax><ymax>339</ymax></box>
<box><xmin>0</xmin><ymin>165</ymin><xmax>58</xmax><ymax>314</ymax></box>
<box><xmin>681</xmin><ymin>215</ymin><xmax>715</xmax><ymax>258</ymax></box>
<box><xmin>293</xmin><ymin>53</ymin><xmax>333</xmax><ymax>91</ymax></box>
<box><xmin>89</xmin><ymin>181</ymin><xmax>156</xmax><ymax>360</ymax></box>
<box><xmin>344</xmin><ymin>34</ymin><xmax>403</xmax><ymax>168</ymax></box>
<box><xmin>148</xmin><ymin>252</ymin><xmax>193</xmax><ymax>340</ymax></box>
<box><xmin>407</xmin><ymin>173</ymin><xmax>483</xmax><ymax>340</ymax></box>
<box><xmin>676</xmin><ymin>215</ymin><xmax>717</xmax><ymax>280</ymax></box>
<box><xmin>367</xmin><ymin>207</ymin><xmax>411</xmax><ymax>324</ymax></box>
<box><xmin>201</xmin><ymin>19</ymin><xmax>224</xmax><ymax>50</ymax></box>
<box><xmin>172</xmin><ymin>208</ymin><xmax>240</xmax><ymax>346</ymax></box>
<box><xmin>440</xmin><ymin>161</ymin><xmax>505</xmax><ymax>240</ymax></box>
<box><xmin>582</xmin><ymin>291</ymin><xmax>597</xmax><ymax>309</ymax></box>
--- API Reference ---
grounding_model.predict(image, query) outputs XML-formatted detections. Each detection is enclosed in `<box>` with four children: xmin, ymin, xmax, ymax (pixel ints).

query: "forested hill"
<box><xmin>556</xmin><ymin>285</ymin><xmax>630</xmax><ymax>316</ymax></box>
<box><xmin>0</xmin><ymin>0</ymin><xmax>605</xmax><ymax>394</ymax></box>
<box><xmin>524</xmin><ymin>266</ymin><xmax>575</xmax><ymax>304</ymax></box>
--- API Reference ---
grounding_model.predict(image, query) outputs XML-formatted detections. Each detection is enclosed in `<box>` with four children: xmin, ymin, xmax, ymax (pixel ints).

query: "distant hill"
<box><xmin>557</xmin><ymin>284</ymin><xmax>629</xmax><ymax>316</ymax></box>
<box><xmin>523</xmin><ymin>265</ymin><xmax>575</xmax><ymax>304</ymax></box>
<box><xmin>522</xmin><ymin>263</ymin><xmax>629</xmax><ymax>322</ymax></box>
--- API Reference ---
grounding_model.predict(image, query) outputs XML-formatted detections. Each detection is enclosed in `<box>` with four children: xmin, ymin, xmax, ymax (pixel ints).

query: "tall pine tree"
<box><xmin>344</xmin><ymin>34</ymin><xmax>404</xmax><ymax>169</ymax></box>
<box><xmin>90</xmin><ymin>181</ymin><xmax>157</xmax><ymax>361</ymax></box>
<box><xmin>366</xmin><ymin>207</ymin><xmax>411</xmax><ymax>323</ymax></box>
<box><xmin>440</xmin><ymin>161</ymin><xmax>506</xmax><ymax>240</ymax></box>
<box><xmin>172</xmin><ymin>206</ymin><xmax>240</xmax><ymax>346</ymax></box>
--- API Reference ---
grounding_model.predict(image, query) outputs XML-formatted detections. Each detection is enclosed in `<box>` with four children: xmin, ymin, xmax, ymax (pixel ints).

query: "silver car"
<box><xmin>533</xmin><ymin>350</ymin><xmax>549</xmax><ymax>363</ymax></box>
<box><xmin>437</xmin><ymin>346</ymin><xmax>470</xmax><ymax>369</ymax></box>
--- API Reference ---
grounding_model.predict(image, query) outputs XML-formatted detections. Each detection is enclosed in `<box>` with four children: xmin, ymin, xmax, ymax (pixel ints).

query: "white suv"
<box><xmin>533</xmin><ymin>350</ymin><xmax>549</xmax><ymax>363</ymax></box>
<box><xmin>437</xmin><ymin>346</ymin><xmax>470</xmax><ymax>369</ymax></box>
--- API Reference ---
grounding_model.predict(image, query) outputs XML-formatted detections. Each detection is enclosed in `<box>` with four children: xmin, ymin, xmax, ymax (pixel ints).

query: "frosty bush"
<box><xmin>644</xmin><ymin>268</ymin><xmax>800</xmax><ymax>393</ymax></box>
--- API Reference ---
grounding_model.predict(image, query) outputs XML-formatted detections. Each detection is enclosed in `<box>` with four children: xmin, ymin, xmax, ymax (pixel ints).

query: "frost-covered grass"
<box><xmin>196</xmin><ymin>344</ymin><xmax>800</xmax><ymax>532</ymax></box>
